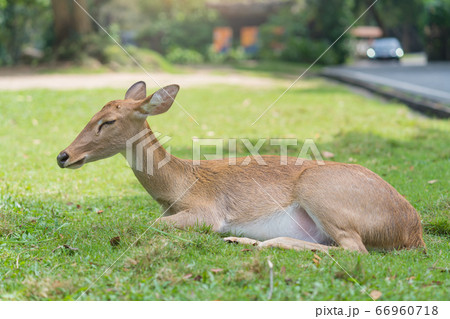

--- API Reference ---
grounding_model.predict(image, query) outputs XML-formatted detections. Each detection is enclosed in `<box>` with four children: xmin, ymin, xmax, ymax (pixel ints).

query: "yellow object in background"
<box><xmin>213</xmin><ymin>27</ymin><xmax>233</xmax><ymax>53</ymax></box>
<box><xmin>240</xmin><ymin>26</ymin><xmax>259</xmax><ymax>54</ymax></box>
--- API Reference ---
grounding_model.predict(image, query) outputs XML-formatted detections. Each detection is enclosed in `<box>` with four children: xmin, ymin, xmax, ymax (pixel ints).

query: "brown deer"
<box><xmin>57</xmin><ymin>81</ymin><xmax>425</xmax><ymax>253</ymax></box>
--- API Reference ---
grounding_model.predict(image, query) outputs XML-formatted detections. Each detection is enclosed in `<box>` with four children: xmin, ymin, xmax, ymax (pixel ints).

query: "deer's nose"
<box><xmin>57</xmin><ymin>151</ymin><xmax>69</xmax><ymax>168</ymax></box>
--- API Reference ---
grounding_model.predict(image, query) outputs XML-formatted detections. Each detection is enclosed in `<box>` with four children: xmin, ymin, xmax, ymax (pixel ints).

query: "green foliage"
<box><xmin>228</xmin><ymin>47</ymin><xmax>248</xmax><ymax>62</ymax></box>
<box><xmin>123</xmin><ymin>0</ymin><xmax>220</xmax><ymax>55</ymax></box>
<box><xmin>166</xmin><ymin>47</ymin><xmax>204</xmax><ymax>65</ymax></box>
<box><xmin>53</xmin><ymin>32</ymin><xmax>111</xmax><ymax>63</ymax></box>
<box><xmin>305</xmin><ymin>0</ymin><xmax>353</xmax><ymax>63</ymax></box>
<box><xmin>103</xmin><ymin>45</ymin><xmax>174</xmax><ymax>72</ymax></box>
<box><xmin>424</xmin><ymin>0</ymin><xmax>450</xmax><ymax>60</ymax></box>
<box><xmin>206</xmin><ymin>46</ymin><xmax>227</xmax><ymax>64</ymax></box>
<box><xmin>260</xmin><ymin>0</ymin><xmax>353</xmax><ymax>65</ymax></box>
<box><xmin>0</xmin><ymin>0</ymin><xmax>52</xmax><ymax>65</ymax></box>
<box><xmin>206</xmin><ymin>47</ymin><xmax>248</xmax><ymax>64</ymax></box>
<box><xmin>281</xmin><ymin>38</ymin><xmax>341</xmax><ymax>65</ymax></box>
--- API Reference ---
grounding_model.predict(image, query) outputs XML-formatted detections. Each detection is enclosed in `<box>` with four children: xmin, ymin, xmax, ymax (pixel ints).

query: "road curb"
<box><xmin>321</xmin><ymin>69</ymin><xmax>450</xmax><ymax>119</ymax></box>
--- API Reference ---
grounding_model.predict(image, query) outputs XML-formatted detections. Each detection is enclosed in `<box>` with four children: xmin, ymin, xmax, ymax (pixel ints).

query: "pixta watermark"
<box><xmin>126</xmin><ymin>130</ymin><xmax>325</xmax><ymax>175</ymax></box>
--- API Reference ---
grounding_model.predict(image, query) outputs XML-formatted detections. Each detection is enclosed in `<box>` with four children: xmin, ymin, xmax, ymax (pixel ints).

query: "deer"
<box><xmin>57</xmin><ymin>81</ymin><xmax>426</xmax><ymax>254</ymax></box>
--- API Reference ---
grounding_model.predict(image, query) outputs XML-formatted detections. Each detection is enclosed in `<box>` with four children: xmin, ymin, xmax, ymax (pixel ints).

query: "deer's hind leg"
<box><xmin>294</xmin><ymin>195</ymin><xmax>370</xmax><ymax>254</ymax></box>
<box><xmin>293</xmin><ymin>164</ymin><xmax>405</xmax><ymax>254</ymax></box>
<box><xmin>224</xmin><ymin>236</ymin><xmax>334</xmax><ymax>252</ymax></box>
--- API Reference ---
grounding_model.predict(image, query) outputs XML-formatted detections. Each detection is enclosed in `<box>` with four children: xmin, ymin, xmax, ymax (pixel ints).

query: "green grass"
<box><xmin>230</xmin><ymin>60</ymin><xmax>321</xmax><ymax>78</ymax></box>
<box><xmin>0</xmin><ymin>80</ymin><xmax>449</xmax><ymax>300</ymax></box>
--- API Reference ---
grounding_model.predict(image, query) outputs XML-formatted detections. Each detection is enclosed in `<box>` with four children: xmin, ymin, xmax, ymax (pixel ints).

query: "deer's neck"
<box><xmin>121</xmin><ymin>124</ymin><xmax>195</xmax><ymax>205</ymax></box>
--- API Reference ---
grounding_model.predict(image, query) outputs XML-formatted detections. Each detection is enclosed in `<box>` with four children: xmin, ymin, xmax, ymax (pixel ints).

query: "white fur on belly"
<box><xmin>222</xmin><ymin>204</ymin><xmax>331</xmax><ymax>244</ymax></box>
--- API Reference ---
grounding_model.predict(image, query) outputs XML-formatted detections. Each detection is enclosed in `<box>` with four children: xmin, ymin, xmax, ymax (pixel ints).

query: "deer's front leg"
<box><xmin>158</xmin><ymin>209</ymin><xmax>222</xmax><ymax>231</ymax></box>
<box><xmin>225</xmin><ymin>236</ymin><xmax>334</xmax><ymax>252</ymax></box>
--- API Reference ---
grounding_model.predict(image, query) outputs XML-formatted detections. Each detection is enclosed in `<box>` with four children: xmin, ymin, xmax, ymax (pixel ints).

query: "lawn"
<box><xmin>0</xmin><ymin>79</ymin><xmax>449</xmax><ymax>300</ymax></box>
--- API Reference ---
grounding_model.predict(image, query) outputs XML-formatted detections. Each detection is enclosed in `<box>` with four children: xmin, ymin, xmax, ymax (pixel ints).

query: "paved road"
<box><xmin>323</xmin><ymin>62</ymin><xmax>450</xmax><ymax>105</ymax></box>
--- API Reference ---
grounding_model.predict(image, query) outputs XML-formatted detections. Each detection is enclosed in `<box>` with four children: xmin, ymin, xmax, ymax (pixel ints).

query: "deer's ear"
<box><xmin>138</xmin><ymin>85</ymin><xmax>179</xmax><ymax>116</ymax></box>
<box><xmin>125</xmin><ymin>81</ymin><xmax>147</xmax><ymax>100</ymax></box>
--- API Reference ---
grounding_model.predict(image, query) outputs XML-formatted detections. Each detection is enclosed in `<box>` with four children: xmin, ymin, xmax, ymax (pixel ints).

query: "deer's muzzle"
<box><xmin>57</xmin><ymin>151</ymin><xmax>69</xmax><ymax>168</ymax></box>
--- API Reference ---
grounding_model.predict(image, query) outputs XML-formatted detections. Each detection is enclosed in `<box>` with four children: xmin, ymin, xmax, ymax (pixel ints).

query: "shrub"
<box><xmin>281</xmin><ymin>37</ymin><xmax>341</xmax><ymax>65</ymax></box>
<box><xmin>206</xmin><ymin>46</ymin><xmax>227</xmax><ymax>64</ymax></box>
<box><xmin>103</xmin><ymin>45</ymin><xmax>174</xmax><ymax>72</ymax></box>
<box><xmin>206</xmin><ymin>46</ymin><xmax>248</xmax><ymax>64</ymax></box>
<box><xmin>228</xmin><ymin>47</ymin><xmax>248</xmax><ymax>62</ymax></box>
<box><xmin>134</xmin><ymin>1</ymin><xmax>220</xmax><ymax>56</ymax></box>
<box><xmin>53</xmin><ymin>32</ymin><xmax>111</xmax><ymax>64</ymax></box>
<box><xmin>166</xmin><ymin>47</ymin><xmax>204</xmax><ymax>65</ymax></box>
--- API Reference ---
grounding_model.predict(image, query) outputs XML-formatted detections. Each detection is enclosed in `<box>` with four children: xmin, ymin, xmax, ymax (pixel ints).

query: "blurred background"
<box><xmin>0</xmin><ymin>0</ymin><xmax>449</xmax><ymax>69</ymax></box>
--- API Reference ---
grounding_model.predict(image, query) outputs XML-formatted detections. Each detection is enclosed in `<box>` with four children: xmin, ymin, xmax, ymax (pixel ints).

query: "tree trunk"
<box><xmin>367</xmin><ymin>0</ymin><xmax>386</xmax><ymax>36</ymax></box>
<box><xmin>402</xmin><ymin>23</ymin><xmax>411</xmax><ymax>52</ymax></box>
<box><xmin>51</xmin><ymin>0</ymin><xmax>92</xmax><ymax>47</ymax></box>
<box><xmin>51</xmin><ymin>0</ymin><xmax>72</xmax><ymax>46</ymax></box>
<box><xmin>73</xmin><ymin>0</ymin><xmax>93</xmax><ymax>35</ymax></box>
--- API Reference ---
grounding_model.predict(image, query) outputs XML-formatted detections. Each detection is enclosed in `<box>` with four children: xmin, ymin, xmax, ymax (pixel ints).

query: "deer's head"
<box><xmin>57</xmin><ymin>81</ymin><xmax>179</xmax><ymax>169</ymax></box>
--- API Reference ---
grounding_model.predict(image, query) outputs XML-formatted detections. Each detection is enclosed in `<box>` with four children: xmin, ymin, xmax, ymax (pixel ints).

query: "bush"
<box><xmin>103</xmin><ymin>45</ymin><xmax>174</xmax><ymax>72</ymax></box>
<box><xmin>206</xmin><ymin>46</ymin><xmax>248</xmax><ymax>64</ymax></box>
<box><xmin>206</xmin><ymin>46</ymin><xmax>227</xmax><ymax>64</ymax></box>
<box><xmin>166</xmin><ymin>47</ymin><xmax>204</xmax><ymax>65</ymax></box>
<box><xmin>281</xmin><ymin>37</ymin><xmax>341</xmax><ymax>65</ymax></box>
<box><xmin>52</xmin><ymin>32</ymin><xmax>111</xmax><ymax>64</ymax></box>
<box><xmin>228</xmin><ymin>47</ymin><xmax>248</xmax><ymax>62</ymax></box>
<box><xmin>134</xmin><ymin>1</ymin><xmax>220</xmax><ymax>56</ymax></box>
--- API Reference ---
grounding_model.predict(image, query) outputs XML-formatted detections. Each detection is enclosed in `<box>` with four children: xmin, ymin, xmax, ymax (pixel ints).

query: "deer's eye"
<box><xmin>98</xmin><ymin>120</ymin><xmax>116</xmax><ymax>133</ymax></box>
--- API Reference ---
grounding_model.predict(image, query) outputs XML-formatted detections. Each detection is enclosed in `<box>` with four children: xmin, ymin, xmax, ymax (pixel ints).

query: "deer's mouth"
<box><xmin>65</xmin><ymin>157</ymin><xmax>87</xmax><ymax>169</ymax></box>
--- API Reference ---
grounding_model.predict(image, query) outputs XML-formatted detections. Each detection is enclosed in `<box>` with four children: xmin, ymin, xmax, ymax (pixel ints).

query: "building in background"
<box><xmin>208</xmin><ymin>0</ymin><xmax>292</xmax><ymax>54</ymax></box>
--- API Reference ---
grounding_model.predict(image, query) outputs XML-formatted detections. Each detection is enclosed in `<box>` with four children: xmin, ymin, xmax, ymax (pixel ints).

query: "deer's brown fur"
<box><xmin>58</xmin><ymin>81</ymin><xmax>426</xmax><ymax>254</ymax></box>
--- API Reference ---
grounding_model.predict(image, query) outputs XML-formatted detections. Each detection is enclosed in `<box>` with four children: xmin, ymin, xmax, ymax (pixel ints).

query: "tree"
<box><xmin>0</xmin><ymin>0</ymin><xmax>52</xmax><ymax>65</ymax></box>
<box><xmin>261</xmin><ymin>0</ymin><xmax>354</xmax><ymax>64</ymax></box>
<box><xmin>305</xmin><ymin>0</ymin><xmax>354</xmax><ymax>63</ymax></box>
<box><xmin>425</xmin><ymin>0</ymin><xmax>450</xmax><ymax>60</ymax></box>
<box><xmin>51</xmin><ymin>0</ymin><xmax>93</xmax><ymax>48</ymax></box>
<box><xmin>354</xmin><ymin>0</ymin><xmax>427</xmax><ymax>52</ymax></box>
